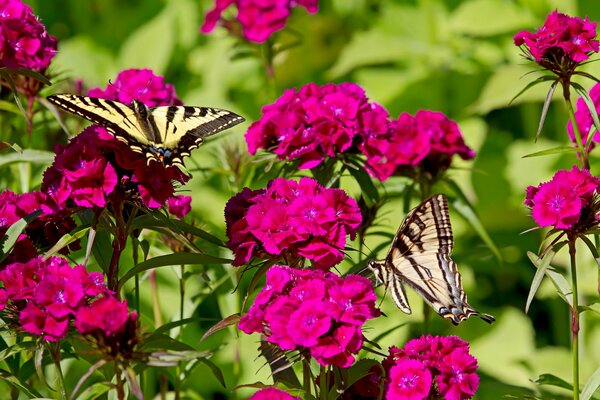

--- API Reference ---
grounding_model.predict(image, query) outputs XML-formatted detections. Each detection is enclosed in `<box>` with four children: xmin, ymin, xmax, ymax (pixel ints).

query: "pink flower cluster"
<box><xmin>201</xmin><ymin>0</ymin><xmax>318</xmax><ymax>43</ymax></box>
<box><xmin>249</xmin><ymin>387</ymin><xmax>300</xmax><ymax>400</ymax></box>
<box><xmin>514</xmin><ymin>10</ymin><xmax>599</xmax><ymax>63</ymax></box>
<box><xmin>43</xmin><ymin>69</ymin><xmax>189</xmax><ymax>210</ymax></box>
<box><xmin>0</xmin><ymin>256</ymin><xmax>110</xmax><ymax>341</ymax></box>
<box><xmin>87</xmin><ymin>68</ymin><xmax>182</xmax><ymax>106</ymax></box>
<box><xmin>383</xmin><ymin>335</ymin><xmax>480</xmax><ymax>400</ymax></box>
<box><xmin>0</xmin><ymin>190</ymin><xmax>77</xmax><ymax>264</ymax></box>
<box><xmin>75</xmin><ymin>296</ymin><xmax>139</xmax><ymax>357</ymax></box>
<box><xmin>568</xmin><ymin>82</ymin><xmax>600</xmax><ymax>148</ymax></box>
<box><xmin>363</xmin><ymin>110</ymin><xmax>475</xmax><ymax>180</ymax></box>
<box><xmin>245</xmin><ymin>83</ymin><xmax>474</xmax><ymax>181</ymax></box>
<box><xmin>0</xmin><ymin>0</ymin><xmax>57</xmax><ymax>71</ymax></box>
<box><xmin>525</xmin><ymin>166</ymin><xmax>600</xmax><ymax>230</ymax></box>
<box><xmin>225</xmin><ymin>177</ymin><xmax>361</xmax><ymax>269</ymax></box>
<box><xmin>238</xmin><ymin>265</ymin><xmax>380</xmax><ymax>368</ymax></box>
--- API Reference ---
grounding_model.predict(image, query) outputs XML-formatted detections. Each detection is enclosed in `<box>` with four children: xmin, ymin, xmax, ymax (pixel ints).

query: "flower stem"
<box><xmin>48</xmin><ymin>343</ymin><xmax>67</xmax><ymax>400</ymax></box>
<box><xmin>319</xmin><ymin>365</ymin><xmax>328</xmax><ymax>399</ymax></box>
<box><xmin>568</xmin><ymin>239</ymin><xmax>580</xmax><ymax>400</ymax></box>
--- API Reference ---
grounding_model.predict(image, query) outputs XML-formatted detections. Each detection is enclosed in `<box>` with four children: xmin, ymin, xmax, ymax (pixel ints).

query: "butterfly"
<box><xmin>47</xmin><ymin>94</ymin><xmax>245</xmax><ymax>167</ymax></box>
<box><xmin>368</xmin><ymin>194</ymin><xmax>494</xmax><ymax>325</ymax></box>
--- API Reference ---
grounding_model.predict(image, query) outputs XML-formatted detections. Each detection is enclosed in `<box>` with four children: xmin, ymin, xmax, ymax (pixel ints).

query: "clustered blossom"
<box><xmin>245</xmin><ymin>83</ymin><xmax>474</xmax><ymax>181</ymax></box>
<box><xmin>201</xmin><ymin>0</ymin><xmax>318</xmax><ymax>43</ymax></box>
<box><xmin>0</xmin><ymin>0</ymin><xmax>57</xmax><ymax>71</ymax></box>
<box><xmin>225</xmin><ymin>177</ymin><xmax>361</xmax><ymax>269</ymax></box>
<box><xmin>168</xmin><ymin>195</ymin><xmax>192</xmax><ymax>219</ymax></box>
<box><xmin>0</xmin><ymin>256</ymin><xmax>110</xmax><ymax>341</ymax></box>
<box><xmin>383</xmin><ymin>335</ymin><xmax>480</xmax><ymax>400</ymax></box>
<box><xmin>568</xmin><ymin>82</ymin><xmax>600</xmax><ymax>148</ymax></box>
<box><xmin>75</xmin><ymin>296</ymin><xmax>139</xmax><ymax>358</ymax></box>
<box><xmin>0</xmin><ymin>190</ymin><xmax>77</xmax><ymax>264</ymax></box>
<box><xmin>525</xmin><ymin>166</ymin><xmax>600</xmax><ymax>230</ymax></box>
<box><xmin>238</xmin><ymin>265</ymin><xmax>380</xmax><ymax>368</ymax></box>
<box><xmin>514</xmin><ymin>10</ymin><xmax>599</xmax><ymax>72</ymax></box>
<box><xmin>248</xmin><ymin>387</ymin><xmax>300</xmax><ymax>400</ymax></box>
<box><xmin>43</xmin><ymin>69</ymin><xmax>189</xmax><ymax>210</ymax></box>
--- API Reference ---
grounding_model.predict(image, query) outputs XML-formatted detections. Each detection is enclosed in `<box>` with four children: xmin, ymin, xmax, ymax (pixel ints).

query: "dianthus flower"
<box><xmin>524</xmin><ymin>165</ymin><xmax>600</xmax><ymax>230</ymax></box>
<box><xmin>238</xmin><ymin>265</ymin><xmax>380</xmax><ymax>368</ymax></box>
<box><xmin>246</xmin><ymin>82</ymin><xmax>388</xmax><ymax>169</ymax></box>
<box><xmin>225</xmin><ymin>177</ymin><xmax>361</xmax><ymax>269</ymax></box>
<box><xmin>363</xmin><ymin>110</ymin><xmax>474</xmax><ymax>180</ymax></box>
<box><xmin>0</xmin><ymin>256</ymin><xmax>110</xmax><ymax>341</ymax></box>
<box><xmin>514</xmin><ymin>10</ymin><xmax>599</xmax><ymax>75</ymax></box>
<box><xmin>201</xmin><ymin>0</ymin><xmax>318</xmax><ymax>43</ymax></box>
<box><xmin>383</xmin><ymin>335</ymin><xmax>480</xmax><ymax>400</ymax></box>
<box><xmin>75</xmin><ymin>296</ymin><xmax>139</xmax><ymax>359</ymax></box>
<box><xmin>568</xmin><ymin>82</ymin><xmax>600</xmax><ymax>149</ymax></box>
<box><xmin>167</xmin><ymin>195</ymin><xmax>192</xmax><ymax>219</ymax></box>
<box><xmin>0</xmin><ymin>0</ymin><xmax>57</xmax><ymax>71</ymax></box>
<box><xmin>43</xmin><ymin>69</ymin><xmax>189</xmax><ymax>210</ymax></box>
<box><xmin>0</xmin><ymin>190</ymin><xmax>77</xmax><ymax>264</ymax></box>
<box><xmin>248</xmin><ymin>387</ymin><xmax>300</xmax><ymax>400</ymax></box>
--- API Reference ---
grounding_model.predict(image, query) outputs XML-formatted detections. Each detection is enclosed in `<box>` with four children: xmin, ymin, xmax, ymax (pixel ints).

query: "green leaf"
<box><xmin>75</xmin><ymin>382</ymin><xmax>112</xmax><ymax>400</ymax></box>
<box><xmin>446</xmin><ymin>180</ymin><xmax>502</xmax><ymax>260</ymax></box>
<box><xmin>580</xmin><ymin>303</ymin><xmax>600</xmax><ymax>317</ymax></box>
<box><xmin>346</xmin><ymin>161</ymin><xmax>379</xmax><ymax>206</ymax></box>
<box><xmin>508</xmin><ymin>74</ymin><xmax>556</xmax><ymax>105</ymax></box>
<box><xmin>533</xmin><ymin>373</ymin><xmax>572</xmax><ymax>390</ymax></box>
<box><xmin>0</xmin><ymin>100</ymin><xmax>20</xmax><ymax>114</ymax></box>
<box><xmin>535</xmin><ymin>81</ymin><xmax>558</xmax><ymax>142</ymax></box>
<box><xmin>0</xmin><ymin>368</ymin><xmax>41</xmax><ymax>398</ymax></box>
<box><xmin>198</xmin><ymin>358</ymin><xmax>226</xmax><ymax>388</ymax></box>
<box><xmin>0</xmin><ymin>210</ymin><xmax>42</xmax><ymax>262</ymax></box>
<box><xmin>525</xmin><ymin>250</ymin><xmax>556</xmax><ymax>313</ymax></box>
<box><xmin>521</xmin><ymin>145</ymin><xmax>577</xmax><ymax>158</ymax></box>
<box><xmin>141</xmin><ymin>333</ymin><xmax>196</xmax><ymax>352</ymax></box>
<box><xmin>147</xmin><ymin>350</ymin><xmax>212</xmax><ymax>367</ymax></box>
<box><xmin>118</xmin><ymin>252</ymin><xmax>231</xmax><ymax>288</ymax></box>
<box><xmin>259</xmin><ymin>339</ymin><xmax>301</xmax><ymax>389</ymax></box>
<box><xmin>0</xmin><ymin>149</ymin><xmax>55</xmax><ymax>168</ymax></box>
<box><xmin>581</xmin><ymin>365</ymin><xmax>600</xmax><ymax>400</ymax></box>
<box><xmin>526</xmin><ymin>251</ymin><xmax>574</xmax><ymax>307</ymax></box>
<box><xmin>572</xmin><ymin>82</ymin><xmax>600</xmax><ymax>144</ymax></box>
<box><xmin>132</xmin><ymin>214</ymin><xmax>226</xmax><ymax>248</ymax></box>
<box><xmin>42</xmin><ymin>227</ymin><xmax>90</xmax><ymax>260</ymax></box>
<box><xmin>200</xmin><ymin>314</ymin><xmax>241</xmax><ymax>343</ymax></box>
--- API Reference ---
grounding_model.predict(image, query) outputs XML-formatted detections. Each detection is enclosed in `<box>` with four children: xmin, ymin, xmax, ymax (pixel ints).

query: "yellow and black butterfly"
<box><xmin>47</xmin><ymin>94</ymin><xmax>244</xmax><ymax>167</ymax></box>
<box><xmin>368</xmin><ymin>194</ymin><xmax>494</xmax><ymax>325</ymax></box>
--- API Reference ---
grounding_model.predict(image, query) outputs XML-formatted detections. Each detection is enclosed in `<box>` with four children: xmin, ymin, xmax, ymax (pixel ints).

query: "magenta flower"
<box><xmin>0</xmin><ymin>190</ymin><xmax>77</xmax><ymax>263</ymax></box>
<box><xmin>201</xmin><ymin>0</ymin><xmax>318</xmax><ymax>43</ymax></box>
<box><xmin>225</xmin><ymin>177</ymin><xmax>361</xmax><ymax>269</ymax></box>
<box><xmin>525</xmin><ymin>166</ymin><xmax>600</xmax><ymax>230</ymax></box>
<box><xmin>238</xmin><ymin>265</ymin><xmax>380</xmax><ymax>368</ymax></box>
<box><xmin>514</xmin><ymin>10</ymin><xmax>599</xmax><ymax>74</ymax></box>
<box><xmin>0</xmin><ymin>0</ymin><xmax>57</xmax><ymax>71</ymax></box>
<box><xmin>248</xmin><ymin>387</ymin><xmax>300</xmax><ymax>400</ymax></box>
<box><xmin>167</xmin><ymin>195</ymin><xmax>192</xmax><ymax>219</ymax></box>
<box><xmin>43</xmin><ymin>69</ymin><xmax>191</xmax><ymax>211</ymax></box>
<box><xmin>246</xmin><ymin>82</ymin><xmax>388</xmax><ymax>169</ymax></box>
<box><xmin>386</xmin><ymin>359</ymin><xmax>432</xmax><ymax>400</ymax></box>
<box><xmin>0</xmin><ymin>257</ymin><xmax>110</xmax><ymax>341</ymax></box>
<box><xmin>75</xmin><ymin>296</ymin><xmax>132</xmax><ymax>336</ymax></box>
<box><xmin>383</xmin><ymin>335</ymin><xmax>480</xmax><ymax>400</ymax></box>
<box><xmin>87</xmin><ymin>68</ymin><xmax>182</xmax><ymax>106</ymax></box>
<box><xmin>568</xmin><ymin>82</ymin><xmax>600</xmax><ymax>148</ymax></box>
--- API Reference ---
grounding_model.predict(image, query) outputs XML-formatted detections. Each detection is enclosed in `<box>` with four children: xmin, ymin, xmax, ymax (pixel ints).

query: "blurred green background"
<box><xmin>5</xmin><ymin>0</ymin><xmax>600</xmax><ymax>398</ymax></box>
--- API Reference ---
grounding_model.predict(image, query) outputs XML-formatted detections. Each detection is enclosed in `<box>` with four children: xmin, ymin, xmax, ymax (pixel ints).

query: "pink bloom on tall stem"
<box><xmin>225</xmin><ymin>177</ymin><xmax>361</xmax><ymax>269</ymax></box>
<box><xmin>238</xmin><ymin>265</ymin><xmax>380</xmax><ymax>368</ymax></box>
<box><xmin>201</xmin><ymin>0</ymin><xmax>318</xmax><ymax>43</ymax></box>
<box><xmin>525</xmin><ymin>166</ymin><xmax>600</xmax><ymax>230</ymax></box>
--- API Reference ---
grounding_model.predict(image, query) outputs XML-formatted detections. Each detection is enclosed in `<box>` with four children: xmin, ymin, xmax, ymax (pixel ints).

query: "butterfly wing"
<box><xmin>371</xmin><ymin>194</ymin><xmax>494</xmax><ymax>325</ymax></box>
<box><xmin>147</xmin><ymin>105</ymin><xmax>244</xmax><ymax>165</ymax></box>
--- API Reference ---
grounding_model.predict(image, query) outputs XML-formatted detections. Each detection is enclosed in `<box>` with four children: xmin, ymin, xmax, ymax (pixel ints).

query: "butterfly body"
<box><xmin>47</xmin><ymin>94</ymin><xmax>245</xmax><ymax>167</ymax></box>
<box><xmin>368</xmin><ymin>194</ymin><xmax>494</xmax><ymax>325</ymax></box>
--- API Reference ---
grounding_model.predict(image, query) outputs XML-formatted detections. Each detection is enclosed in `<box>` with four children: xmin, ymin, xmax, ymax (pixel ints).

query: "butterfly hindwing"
<box><xmin>47</xmin><ymin>94</ymin><xmax>245</xmax><ymax>167</ymax></box>
<box><xmin>369</xmin><ymin>194</ymin><xmax>494</xmax><ymax>325</ymax></box>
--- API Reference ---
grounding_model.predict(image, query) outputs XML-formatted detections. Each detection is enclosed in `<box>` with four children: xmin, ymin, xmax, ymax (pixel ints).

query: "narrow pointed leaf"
<box><xmin>535</xmin><ymin>81</ymin><xmax>558</xmax><ymax>142</ymax></box>
<box><xmin>42</xmin><ymin>227</ymin><xmax>90</xmax><ymax>260</ymax></box>
<box><xmin>200</xmin><ymin>314</ymin><xmax>241</xmax><ymax>343</ymax></box>
<box><xmin>0</xmin><ymin>149</ymin><xmax>55</xmax><ymax>167</ymax></box>
<box><xmin>198</xmin><ymin>358</ymin><xmax>226</xmax><ymax>387</ymax></box>
<box><xmin>521</xmin><ymin>146</ymin><xmax>577</xmax><ymax>158</ymax></box>
<box><xmin>509</xmin><ymin>74</ymin><xmax>556</xmax><ymax>105</ymax></box>
<box><xmin>0</xmin><ymin>368</ymin><xmax>41</xmax><ymax>398</ymax></box>
<box><xmin>0</xmin><ymin>210</ymin><xmax>41</xmax><ymax>261</ymax></box>
<box><xmin>534</xmin><ymin>373</ymin><xmax>572</xmax><ymax>390</ymax></box>
<box><xmin>525</xmin><ymin>250</ymin><xmax>556</xmax><ymax>313</ymax></box>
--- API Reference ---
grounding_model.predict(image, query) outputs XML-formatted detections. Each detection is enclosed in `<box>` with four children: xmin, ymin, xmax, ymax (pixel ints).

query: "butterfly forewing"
<box><xmin>47</xmin><ymin>94</ymin><xmax>245</xmax><ymax>167</ymax></box>
<box><xmin>370</xmin><ymin>194</ymin><xmax>494</xmax><ymax>325</ymax></box>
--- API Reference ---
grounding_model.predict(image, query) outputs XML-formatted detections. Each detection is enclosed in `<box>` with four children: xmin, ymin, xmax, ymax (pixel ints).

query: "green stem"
<box><xmin>566</xmin><ymin>96</ymin><xmax>589</xmax><ymax>170</ymax></box>
<box><xmin>318</xmin><ymin>365</ymin><xmax>328</xmax><ymax>400</ymax></box>
<box><xmin>568</xmin><ymin>239</ymin><xmax>580</xmax><ymax>400</ymax></box>
<box><xmin>48</xmin><ymin>343</ymin><xmax>67</xmax><ymax>400</ymax></box>
<box><xmin>302</xmin><ymin>360</ymin><xmax>312</xmax><ymax>396</ymax></box>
